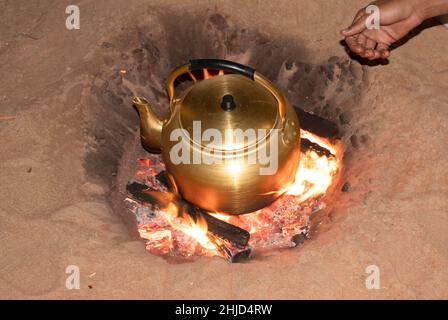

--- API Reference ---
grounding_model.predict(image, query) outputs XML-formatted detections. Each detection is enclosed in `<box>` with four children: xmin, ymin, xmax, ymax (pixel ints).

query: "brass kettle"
<box><xmin>133</xmin><ymin>59</ymin><xmax>300</xmax><ymax>214</ymax></box>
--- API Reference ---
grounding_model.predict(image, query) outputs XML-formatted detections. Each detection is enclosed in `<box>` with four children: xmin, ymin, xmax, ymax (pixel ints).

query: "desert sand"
<box><xmin>0</xmin><ymin>0</ymin><xmax>447</xmax><ymax>299</ymax></box>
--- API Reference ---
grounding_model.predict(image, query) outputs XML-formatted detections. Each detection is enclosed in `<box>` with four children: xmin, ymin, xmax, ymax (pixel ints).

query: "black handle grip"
<box><xmin>189</xmin><ymin>59</ymin><xmax>255</xmax><ymax>80</ymax></box>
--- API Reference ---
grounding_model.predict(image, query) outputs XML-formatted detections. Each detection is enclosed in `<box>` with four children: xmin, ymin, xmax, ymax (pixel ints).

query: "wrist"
<box><xmin>410</xmin><ymin>0</ymin><xmax>448</xmax><ymax>20</ymax></box>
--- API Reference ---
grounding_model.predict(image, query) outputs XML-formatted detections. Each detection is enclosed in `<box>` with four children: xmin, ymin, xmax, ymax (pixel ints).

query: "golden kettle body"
<box><xmin>133</xmin><ymin>59</ymin><xmax>300</xmax><ymax>214</ymax></box>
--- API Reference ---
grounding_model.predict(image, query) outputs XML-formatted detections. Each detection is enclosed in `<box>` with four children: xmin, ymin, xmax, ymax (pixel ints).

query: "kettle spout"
<box><xmin>133</xmin><ymin>97</ymin><xmax>163</xmax><ymax>153</ymax></box>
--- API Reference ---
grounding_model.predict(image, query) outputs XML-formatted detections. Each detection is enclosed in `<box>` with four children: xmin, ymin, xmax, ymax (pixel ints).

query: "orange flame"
<box><xmin>189</xmin><ymin>69</ymin><xmax>225</xmax><ymax>82</ymax></box>
<box><xmin>164</xmin><ymin>203</ymin><xmax>217</xmax><ymax>251</ymax></box>
<box><xmin>203</xmin><ymin>68</ymin><xmax>212</xmax><ymax>80</ymax></box>
<box><xmin>283</xmin><ymin>130</ymin><xmax>340</xmax><ymax>201</ymax></box>
<box><xmin>159</xmin><ymin>129</ymin><xmax>340</xmax><ymax>256</ymax></box>
<box><xmin>300</xmin><ymin>130</ymin><xmax>338</xmax><ymax>156</ymax></box>
<box><xmin>188</xmin><ymin>71</ymin><xmax>197</xmax><ymax>82</ymax></box>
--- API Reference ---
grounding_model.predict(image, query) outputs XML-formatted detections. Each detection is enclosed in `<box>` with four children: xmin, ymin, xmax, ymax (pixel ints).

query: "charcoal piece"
<box><xmin>300</xmin><ymin>138</ymin><xmax>334</xmax><ymax>158</ymax></box>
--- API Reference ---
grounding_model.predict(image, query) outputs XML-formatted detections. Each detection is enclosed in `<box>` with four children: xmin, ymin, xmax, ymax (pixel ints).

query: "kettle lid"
<box><xmin>179</xmin><ymin>74</ymin><xmax>279</xmax><ymax>151</ymax></box>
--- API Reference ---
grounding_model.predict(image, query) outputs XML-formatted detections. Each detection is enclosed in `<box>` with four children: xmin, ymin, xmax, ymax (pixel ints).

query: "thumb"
<box><xmin>341</xmin><ymin>14</ymin><xmax>368</xmax><ymax>36</ymax></box>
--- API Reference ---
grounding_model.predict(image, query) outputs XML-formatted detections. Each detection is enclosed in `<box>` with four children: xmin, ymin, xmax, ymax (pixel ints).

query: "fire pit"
<box><xmin>124</xmin><ymin>65</ymin><xmax>342</xmax><ymax>262</ymax></box>
<box><xmin>94</xmin><ymin>9</ymin><xmax>365</xmax><ymax>263</ymax></box>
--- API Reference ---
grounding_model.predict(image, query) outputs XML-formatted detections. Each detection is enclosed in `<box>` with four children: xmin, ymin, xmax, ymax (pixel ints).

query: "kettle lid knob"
<box><xmin>221</xmin><ymin>94</ymin><xmax>236</xmax><ymax>111</ymax></box>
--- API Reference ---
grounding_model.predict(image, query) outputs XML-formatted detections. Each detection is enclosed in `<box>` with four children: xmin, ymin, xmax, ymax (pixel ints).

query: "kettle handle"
<box><xmin>166</xmin><ymin>59</ymin><xmax>286</xmax><ymax>125</ymax></box>
<box><xmin>189</xmin><ymin>59</ymin><xmax>255</xmax><ymax>79</ymax></box>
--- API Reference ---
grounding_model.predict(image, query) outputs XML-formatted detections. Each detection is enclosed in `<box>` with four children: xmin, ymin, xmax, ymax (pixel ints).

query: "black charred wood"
<box><xmin>184</xmin><ymin>204</ymin><xmax>250</xmax><ymax>248</ymax></box>
<box><xmin>126</xmin><ymin>181</ymin><xmax>175</xmax><ymax>207</ymax></box>
<box><xmin>126</xmin><ymin>181</ymin><xmax>251</xmax><ymax>262</ymax></box>
<box><xmin>294</xmin><ymin>106</ymin><xmax>340</xmax><ymax>140</ymax></box>
<box><xmin>155</xmin><ymin>171</ymin><xmax>177</xmax><ymax>192</ymax></box>
<box><xmin>300</xmin><ymin>138</ymin><xmax>334</xmax><ymax>158</ymax></box>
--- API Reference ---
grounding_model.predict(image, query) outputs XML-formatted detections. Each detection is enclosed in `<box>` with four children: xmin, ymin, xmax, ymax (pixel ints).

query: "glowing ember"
<box><xmin>164</xmin><ymin>203</ymin><xmax>216</xmax><ymax>251</ymax></box>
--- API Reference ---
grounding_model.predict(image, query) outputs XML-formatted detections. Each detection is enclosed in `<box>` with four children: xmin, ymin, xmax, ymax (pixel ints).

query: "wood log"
<box><xmin>126</xmin><ymin>181</ymin><xmax>251</xmax><ymax>262</ymax></box>
<box><xmin>300</xmin><ymin>138</ymin><xmax>334</xmax><ymax>158</ymax></box>
<box><xmin>154</xmin><ymin>172</ymin><xmax>250</xmax><ymax>247</ymax></box>
<box><xmin>294</xmin><ymin>106</ymin><xmax>341</xmax><ymax>140</ymax></box>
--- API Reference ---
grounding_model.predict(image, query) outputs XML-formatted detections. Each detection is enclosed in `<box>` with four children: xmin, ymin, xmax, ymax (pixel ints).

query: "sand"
<box><xmin>0</xmin><ymin>0</ymin><xmax>447</xmax><ymax>299</ymax></box>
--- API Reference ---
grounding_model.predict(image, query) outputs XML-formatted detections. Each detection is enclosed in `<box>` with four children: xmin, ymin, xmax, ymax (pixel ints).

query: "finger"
<box><xmin>364</xmin><ymin>38</ymin><xmax>377</xmax><ymax>57</ymax></box>
<box><xmin>380</xmin><ymin>50</ymin><xmax>390</xmax><ymax>59</ymax></box>
<box><xmin>341</xmin><ymin>13</ymin><xmax>368</xmax><ymax>37</ymax></box>
<box><xmin>345</xmin><ymin>35</ymin><xmax>364</xmax><ymax>54</ymax></box>
<box><xmin>368</xmin><ymin>51</ymin><xmax>382</xmax><ymax>60</ymax></box>
<box><xmin>341</xmin><ymin>9</ymin><xmax>364</xmax><ymax>36</ymax></box>
<box><xmin>356</xmin><ymin>34</ymin><xmax>367</xmax><ymax>55</ymax></box>
<box><xmin>357</xmin><ymin>34</ymin><xmax>367</xmax><ymax>46</ymax></box>
<box><xmin>376</xmin><ymin>43</ymin><xmax>390</xmax><ymax>59</ymax></box>
<box><xmin>341</xmin><ymin>9</ymin><xmax>365</xmax><ymax>36</ymax></box>
<box><xmin>365</xmin><ymin>38</ymin><xmax>376</xmax><ymax>50</ymax></box>
<box><xmin>351</xmin><ymin>9</ymin><xmax>365</xmax><ymax>25</ymax></box>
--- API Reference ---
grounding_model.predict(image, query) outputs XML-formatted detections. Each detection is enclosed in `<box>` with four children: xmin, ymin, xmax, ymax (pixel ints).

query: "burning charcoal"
<box><xmin>155</xmin><ymin>171</ymin><xmax>173</xmax><ymax>191</ymax></box>
<box><xmin>155</xmin><ymin>170</ymin><xmax>179</xmax><ymax>193</ymax></box>
<box><xmin>220</xmin><ymin>246</ymin><xmax>252</xmax><ymax>263</ymax></box>
<box><xmin>141</xmin><ymin>228</ymin><xmax>173</xmax><ymax>255</ymax></box>
<box><xmin>126</xmin><ymin>181</ymin><xmax>252</xmax><ymax>262</ymax></box>
<box><xmin>300</xmin><ymin>139</ymin><xmax>334</xmax><ymax>158</ymax></box>
<box><xmin>185</xmin><ymin>205</ymin><xmax>250</xmax><ymax>248</ymax></box>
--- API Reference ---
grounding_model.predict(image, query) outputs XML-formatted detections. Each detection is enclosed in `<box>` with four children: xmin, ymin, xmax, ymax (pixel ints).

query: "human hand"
<box><xmin>341</xmin><ymin>0</ymin><xmax>424</xmax><ymax>60</ymax></box>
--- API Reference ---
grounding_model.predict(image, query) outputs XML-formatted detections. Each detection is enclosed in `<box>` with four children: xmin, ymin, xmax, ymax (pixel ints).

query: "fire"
<box><xmin>188</xmin><ymin>71</ymin><xmax>197</xmax><ymax>82</ymax></box>
<box><xmin>210</xmin><ymin>212</ymin><xmax>231</xmax><ymax>223</ymax></box>
<box><xmin>153</xmin><ymin>129</ymin><xmax>340</xmax><ymax>257</ymax></box>
<box><xmin>189</xmin><ymin>69</ymin><xmax>225</xmax><ymax>82</ymax></box>
<box><xmin>164</xmin><ymin>203</ymin><xmax>217</xmax><ymax>251</ymax></box>
<box><xmin>300</xmin><ymin>130</ymin><xmax>338</xmax><ymax>156</ymax></box>
<box><xmin>203</xmin><ymin>68</ymin><xmax>212</xmax><ymax>80</ymax></box>
<box><xmin>283</xmin><ymin>130</ymin><xmax>340</xmax><ymax>202</ymax></box>
<box><xmin>131</xmin><ymin>68</ymin><xmax>342</xmax><ymax>260</ymax></box>
<box><xmin>285</xmin><ymin>150</ymin><xmax>339</xmax><ymax>201</ymax></box>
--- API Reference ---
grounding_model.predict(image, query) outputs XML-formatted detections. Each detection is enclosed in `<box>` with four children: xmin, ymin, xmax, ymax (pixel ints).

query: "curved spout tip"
<box><xmin>132</xmin><ymin>96</ymin><xmax>163</xmax><ymax>153</ymax></box>
<box><xmin>132</xmin><ymin>96</ymin><xmax>149</xmax><ymax>106</ymax></box>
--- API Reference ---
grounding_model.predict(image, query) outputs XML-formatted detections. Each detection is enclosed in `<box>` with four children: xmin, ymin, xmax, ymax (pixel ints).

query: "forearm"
<box><xmin>411</xmin><ymin>0</ymin><xmax>448</xmax><ymax>20</ymax></box>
